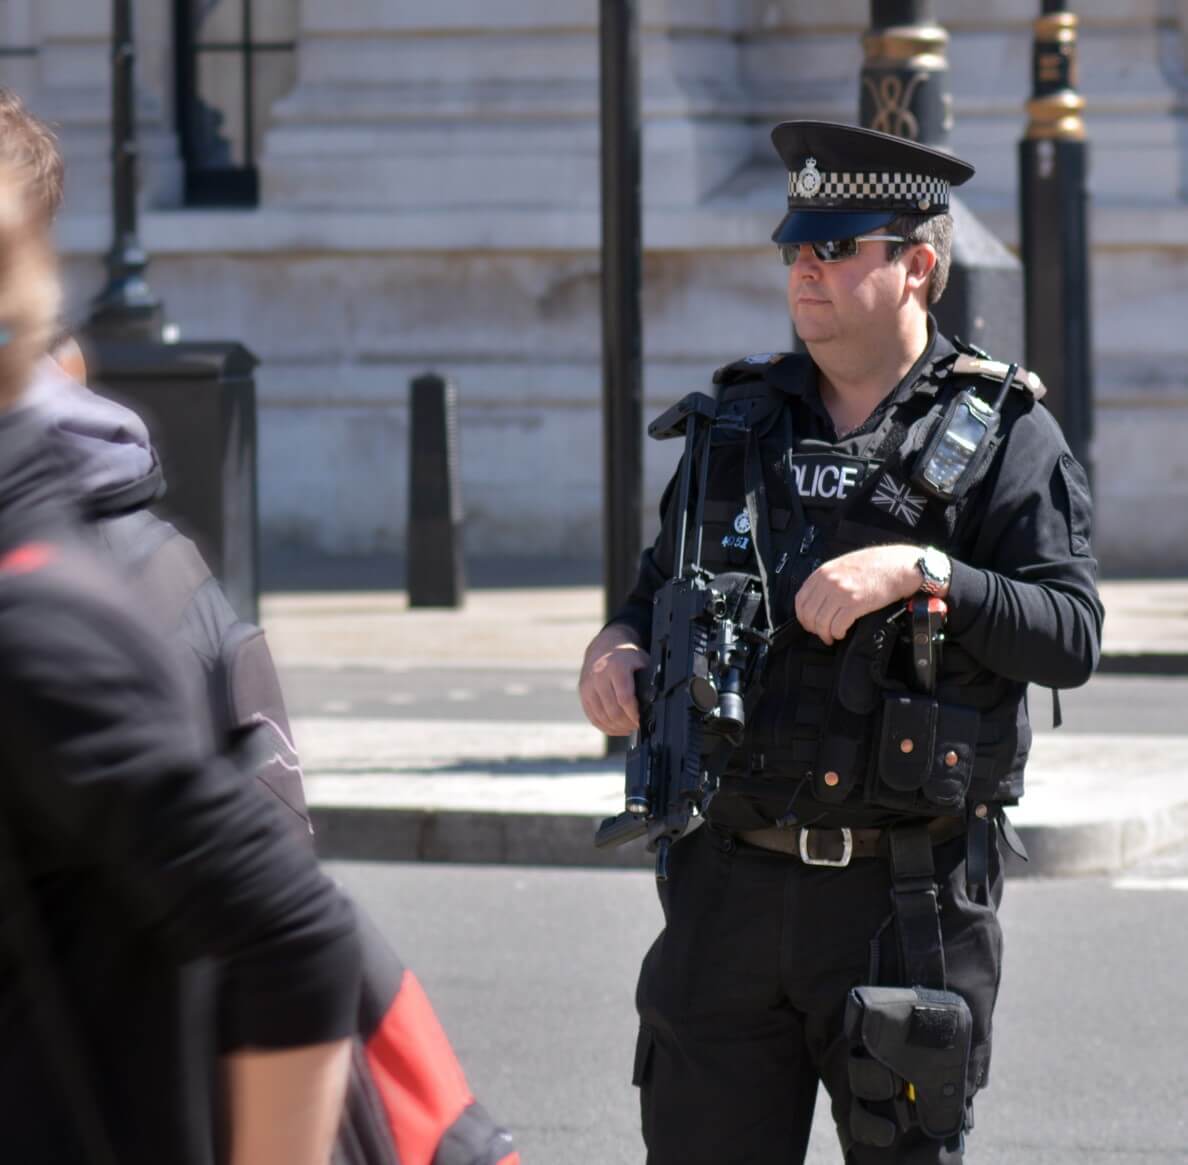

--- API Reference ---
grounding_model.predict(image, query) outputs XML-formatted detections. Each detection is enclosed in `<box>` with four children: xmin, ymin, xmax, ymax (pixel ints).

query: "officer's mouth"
<box><xmin>796</xmin><ymin>296</ymin><xmax>831</xmax><ymax>307</ymax></box>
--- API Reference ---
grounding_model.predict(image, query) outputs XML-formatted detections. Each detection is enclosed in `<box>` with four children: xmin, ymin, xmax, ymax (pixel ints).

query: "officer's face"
<box><xmin>785</xmin><ymin>233</ymin><xmax>933</xmax><ymax>347</ymax></box>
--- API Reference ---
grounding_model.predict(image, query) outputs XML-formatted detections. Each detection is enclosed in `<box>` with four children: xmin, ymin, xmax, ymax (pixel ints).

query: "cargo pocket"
<box><xmin>874</xmin><ymin>695</ymin><xmax>979</xmax><ymax>813</ymax></box>
<box><xmin>632</xmin><ymin>1024</ymin><xmax>656</xmax><ymax>1088</ymax></box>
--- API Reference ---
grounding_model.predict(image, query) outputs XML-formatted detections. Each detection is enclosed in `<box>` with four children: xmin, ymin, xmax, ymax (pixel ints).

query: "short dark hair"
<box><xmin>886</xmin><ymin>213</ymin><xmax>953</xmax><ymax>305</ymax></box>
<box><xmin>0</xmin><ymin>88</ymin><xmax>64</xmax><ymax>226</ymax></box>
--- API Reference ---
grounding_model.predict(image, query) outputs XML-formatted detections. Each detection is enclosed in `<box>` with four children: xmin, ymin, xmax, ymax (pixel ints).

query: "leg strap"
<box><xmin>965</xmin><ymin>809</ymin><xmax>990</xmax><ymax>906</ymax></box>
<box><xmin>888</xmin><ymin>825</ymin><xmax>946</xmax><ymax>990</ymax></box>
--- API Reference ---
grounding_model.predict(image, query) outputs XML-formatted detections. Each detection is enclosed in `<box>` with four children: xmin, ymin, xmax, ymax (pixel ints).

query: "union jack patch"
<box><xmin>872</xmin><ymin>475</ymin><xmax>926</xmax><ymax>528</ymax></box>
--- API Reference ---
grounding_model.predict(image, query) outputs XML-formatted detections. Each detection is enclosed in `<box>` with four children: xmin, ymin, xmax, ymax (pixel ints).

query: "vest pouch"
<box><xmin>879</xmin><ymin>694</ymin><xmax>936</xmax><ymax>791</ymax></box>
<box><xmin>924</xmin><ymin>703</ymin><xmax>979</xmax><ymax>810</ymax></box>
<box><xmin>875</xmin><ymin>696</ymin><xmax>979</xmax><ymax>813</ymax></box>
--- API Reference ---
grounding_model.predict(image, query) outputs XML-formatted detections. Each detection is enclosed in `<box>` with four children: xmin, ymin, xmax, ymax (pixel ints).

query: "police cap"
<box><xmin>770</xmin><ymin>121</ymin><xmax>975</xmax><ymax>245</ymax></box>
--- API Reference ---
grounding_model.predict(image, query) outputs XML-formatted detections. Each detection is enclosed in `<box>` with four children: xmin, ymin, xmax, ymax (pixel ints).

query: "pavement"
<box><xmin>260</xmin><ymin>578</ymin><xmax>1188</xmax><ymax>878</ymax></box>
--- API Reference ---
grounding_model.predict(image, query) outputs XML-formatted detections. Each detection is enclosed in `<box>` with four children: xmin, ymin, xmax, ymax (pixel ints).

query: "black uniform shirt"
<box><xmin>611</xmin><ymin>325</ymin><xmax>1103</xmax><ymax>824</ymax></box>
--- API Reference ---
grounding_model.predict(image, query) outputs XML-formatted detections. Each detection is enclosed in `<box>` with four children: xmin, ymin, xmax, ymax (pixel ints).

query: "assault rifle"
<box><xmin>594</xmin><ymin>393</ymin><xmax>770</xmax><ymax>881</ymax></box>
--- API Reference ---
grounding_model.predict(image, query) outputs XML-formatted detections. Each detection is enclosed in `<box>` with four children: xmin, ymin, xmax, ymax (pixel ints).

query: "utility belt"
<box><xmin>735</xmin><ymin>815</ymin><xmax>965</xmax><ymax>867</ymax></box>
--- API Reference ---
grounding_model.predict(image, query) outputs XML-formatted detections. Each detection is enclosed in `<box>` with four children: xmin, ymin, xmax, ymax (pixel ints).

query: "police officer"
<box><xmin>579</xmin><ymin>122</ymin><xmax>1103</xmax><ymax>1163</ymax></box>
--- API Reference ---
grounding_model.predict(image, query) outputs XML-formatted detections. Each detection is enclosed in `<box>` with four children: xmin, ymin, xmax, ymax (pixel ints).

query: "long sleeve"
<box><xmin>0</xmin><ymin>572</ymin><xmax>361</xmax><ymax>1051</ymax></box>
<box><xmin>608</xmin><ymin>469</ymin><xmax>683</xmax><ymax>649</ymax></box>
<box><xmin>944</xmin><ymin>403</ymin><xmax>1103</xmax><ymax>689</ymax></box>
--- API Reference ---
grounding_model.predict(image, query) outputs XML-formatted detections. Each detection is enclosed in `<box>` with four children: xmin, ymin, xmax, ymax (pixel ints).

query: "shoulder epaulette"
<box><xmin>712</xmin><ymin>351</ymin><xmax>793</xmax><ymax>387</ymax></box>
<box><xmin>951</xmin><ymin>353</ymin><xmax>1047</xmax><ymax>401</ymax></box>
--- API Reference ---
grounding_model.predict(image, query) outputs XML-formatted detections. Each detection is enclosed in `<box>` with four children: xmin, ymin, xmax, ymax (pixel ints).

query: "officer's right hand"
<box><xmin>579</xmin><ymin>624</ymin><xmax>648</xmax><ymax>736</ymax></box>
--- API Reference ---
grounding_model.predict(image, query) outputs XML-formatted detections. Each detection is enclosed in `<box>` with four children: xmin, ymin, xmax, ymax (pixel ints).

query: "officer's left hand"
<box><xmin>795</xmin><ymin>545</ymin><xmax>927</xmax><ymax>645</ymax></box>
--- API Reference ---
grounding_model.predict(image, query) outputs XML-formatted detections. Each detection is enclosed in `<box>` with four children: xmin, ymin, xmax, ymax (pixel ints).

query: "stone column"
<box><xmin>260</xmin><ymin>0</ymin><xmax>751</xmax><ymax>213</ymax></box>
<box><xmin>33</xmin><ymin>0</ymin><xmax>181</xmax><ymax>213</ymax></box>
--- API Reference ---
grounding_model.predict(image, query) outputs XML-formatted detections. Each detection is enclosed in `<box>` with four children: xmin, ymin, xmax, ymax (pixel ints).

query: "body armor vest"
<box><xmin>698</xmin><ymin>349</ymin><xmax>1040</xmax><ymax>825</ymax></box>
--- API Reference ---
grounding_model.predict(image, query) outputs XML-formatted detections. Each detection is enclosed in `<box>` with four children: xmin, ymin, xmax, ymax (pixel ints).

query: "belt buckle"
<box><xmin>798</xmin><ymin>826</ymin><xmax>853</xmax><ymax>867</ymax></box>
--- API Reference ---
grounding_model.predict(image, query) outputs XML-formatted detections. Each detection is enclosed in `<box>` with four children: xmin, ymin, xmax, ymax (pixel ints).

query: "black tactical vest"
<box><xmin>696</xmin><ymin>347</ymin><xmax>1043</xmax><ymax>827</ymax></box>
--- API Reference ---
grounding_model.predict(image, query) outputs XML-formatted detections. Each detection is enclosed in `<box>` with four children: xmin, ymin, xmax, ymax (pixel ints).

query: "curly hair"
<box><xmin>885</xmin><ymin>212</ymin><xmax>953</xmax><ymax>305</ymax></box>
<box><xmin>0</xmin><ymin>87</ymin><xmax>64</xmax><ymax>225</ymax></box>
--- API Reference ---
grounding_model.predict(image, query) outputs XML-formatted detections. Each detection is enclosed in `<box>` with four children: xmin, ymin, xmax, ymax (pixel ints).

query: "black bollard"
<box><xmin>859</xmin><ymin>2</ymin><xmax>1023</xmax><ymax>361</ymax></box>
<box><xmin>407</xmin><ymin>373</ymin><xmax>465</xmax><ymax>608</ymax></box>
<box><xmin>860</xmin><ymin>0</ymin><xmax>952</xmax><ymax>147</ymax></box>
<box><xmin>1019</xmin><ymin>3</ymin><xmax>1093</xmax><ymax>481</ymax></box>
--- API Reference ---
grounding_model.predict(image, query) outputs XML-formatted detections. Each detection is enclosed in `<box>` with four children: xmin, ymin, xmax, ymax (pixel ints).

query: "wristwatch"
<box><xmin>916</xmin><ymin>546</ymin><xmax>952</xmax><ymax>596</ymax></box>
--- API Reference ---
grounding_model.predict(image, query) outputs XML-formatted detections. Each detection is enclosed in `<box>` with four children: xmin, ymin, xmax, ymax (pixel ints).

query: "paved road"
<box><xmin>285</xmin><ymin>665</ymin><xmax>1188</xmax><ymax>734</ymax></box>
<box><xmin>280</xmin><ymin>665</ymin><xmax>583</xmax><ymax>723</ymax></box>
<box><xmin>329</xmin><ymin>840</ymin><xmax>1188</xmax><ymax>1165</ymax></box>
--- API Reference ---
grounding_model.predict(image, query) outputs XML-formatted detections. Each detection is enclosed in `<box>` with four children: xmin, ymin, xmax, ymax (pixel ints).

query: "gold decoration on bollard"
<box><xmin>861</xmin><ymin>22</ymin><xmax>951</xmax><ymax>141</ymax></box>
<box><xmin>863</xmin><ymin>73</ymin><xmax>928</xmax><ymax>140</ymax></box>
<box><xmin>862</xmin><ymin>23</ymin><xmax>948</xmax><ymax>69</ymax></box>
<box><xmin>1026</xmin><ymin>11</ymin><xmax>1085</xmax><ymax>142</ymax></box>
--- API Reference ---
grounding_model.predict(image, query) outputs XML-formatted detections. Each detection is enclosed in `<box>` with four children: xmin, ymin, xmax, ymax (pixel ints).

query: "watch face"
<box><xmin>923</xmin><ymin>548</ymin><xmax>951</xmax><ymax>582</ymax></box>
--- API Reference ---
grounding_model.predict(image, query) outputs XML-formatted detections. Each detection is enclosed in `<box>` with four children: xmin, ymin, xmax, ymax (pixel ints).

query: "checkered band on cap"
<box><xmin>787</xmin><ymin>165</ymin><xmax>949</xmax><ymax>211</ymax></box>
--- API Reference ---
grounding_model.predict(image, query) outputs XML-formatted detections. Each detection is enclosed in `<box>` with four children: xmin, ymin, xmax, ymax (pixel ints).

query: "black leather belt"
<box><xmin>735</xmin><ymin>816</ymin><xmax>966</xmax><ymax>868</ymax></box>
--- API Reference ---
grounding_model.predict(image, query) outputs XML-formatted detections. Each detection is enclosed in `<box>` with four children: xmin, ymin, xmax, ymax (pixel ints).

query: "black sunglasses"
<box><xmin>778</xmin><ymin>235</ymin><xmax>909</xmax><ymax>265</ymax></box>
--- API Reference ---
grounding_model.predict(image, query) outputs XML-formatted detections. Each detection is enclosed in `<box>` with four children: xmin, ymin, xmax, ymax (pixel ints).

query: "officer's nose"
<box><xmin>789</xmin><ymin>244</ymin><xmax>823</xmax><ymax>278</ymax></box>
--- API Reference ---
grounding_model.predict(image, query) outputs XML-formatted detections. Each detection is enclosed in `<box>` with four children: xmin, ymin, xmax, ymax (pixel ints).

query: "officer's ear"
<box><xmin>902</xmin><ymin>242</ymin><xmax>937</xmax><ymax>298</ymax></box>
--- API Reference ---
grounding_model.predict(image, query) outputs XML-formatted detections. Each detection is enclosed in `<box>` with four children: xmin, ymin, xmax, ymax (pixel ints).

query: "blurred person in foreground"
<box><xmin>0</xmin><ymin>159</ymin><xmax>361</xmax><ymax>1164</ymax></box>
<box><xmin>1</xmin><ymin>86</ymin><xmax>519</xmax><ymax>1165</ymax></box>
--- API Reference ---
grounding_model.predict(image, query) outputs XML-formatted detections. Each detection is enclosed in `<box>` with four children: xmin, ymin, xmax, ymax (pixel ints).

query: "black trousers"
<box><xmin>634</xmin><ymin>823</ymin><xmax>1004</xmax><ymax>1164</ymax></box>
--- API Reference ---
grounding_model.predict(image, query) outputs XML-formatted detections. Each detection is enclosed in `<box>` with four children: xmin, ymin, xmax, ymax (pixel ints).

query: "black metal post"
<box><xmin>860</xmin><ymin>0</ymin><xmax>951</xmax><ymax>147</ymax></box>
<box><xmin>87</xmin><ymin>0</ymin><xmax>164</xmax><ymax>341</ymax></box>
<box><xmin>408</xmin><ymin>374</ymin><xmax>466</xmax><ymax>608</ymax></box>
<box><xmin>599</xmin><ymin>0</ymin><xmax>644</xmax><ymax>624</ymax></box>
<box><xmin>1019</xmin><ymin>3</ymin><xmax>1093</xmax><ymax>479</ymax></box>
<box><xmin>858</xmin><ymin>1</ymin><xmax>1023</xmax><ymax>363</ymax></box>
<box><xmin>84</xmin><ymin>0</ymin><xmax>260</xmax><ymax>622</ymax></box>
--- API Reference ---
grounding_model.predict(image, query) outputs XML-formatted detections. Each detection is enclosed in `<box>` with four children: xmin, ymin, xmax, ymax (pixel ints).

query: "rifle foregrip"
<box><xmin>595</xmin><ymin>811</ymin><xmax>650</xmax><ymax>849</ymax></box>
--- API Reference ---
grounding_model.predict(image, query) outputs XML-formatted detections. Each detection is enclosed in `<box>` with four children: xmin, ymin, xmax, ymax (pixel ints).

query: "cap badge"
<box><xmin>733</xmin><ymin>510</ymin><xmax>752</xmax><ymax>535</ymax></box>
<box><xmin>794</xmin><ymin>157</ymin><xmax>822</xmax><ymax>199</ymax></box>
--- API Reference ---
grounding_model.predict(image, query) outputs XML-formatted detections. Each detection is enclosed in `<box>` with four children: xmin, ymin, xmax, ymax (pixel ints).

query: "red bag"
<box><xmin>337</xmin><ymin>910</ymin><xmax>520</xmax><ymax>1165</ymax></box>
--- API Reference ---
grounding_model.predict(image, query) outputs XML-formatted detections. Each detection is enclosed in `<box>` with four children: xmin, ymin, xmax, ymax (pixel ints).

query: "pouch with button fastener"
<box><xmin>874</xmin><ymin>695</ymin><xmax>978</xmax><ymax>813</ymax></box>
<box><xmin>808</xmin><ymin>606</ymin><xmax>901</xmax><ymax>802</ymax></box>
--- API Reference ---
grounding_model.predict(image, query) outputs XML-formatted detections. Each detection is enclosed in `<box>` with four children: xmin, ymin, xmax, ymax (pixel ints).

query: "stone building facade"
<box><xmin>3</xmin><ymin>1</ymin><xmax>1187</xmax><ymax>571</ymax></box>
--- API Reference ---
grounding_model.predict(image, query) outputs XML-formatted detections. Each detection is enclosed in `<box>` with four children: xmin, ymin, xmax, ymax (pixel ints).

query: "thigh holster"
<box><xmin>844</xmin><ymin>985</ymin><xmax>973</xmax><ymax>1146</ymax></box>
<box><xmin>845</xmin><ymin>823</ymin><xmax>974</xmax><ymax>1149</ymax></box>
